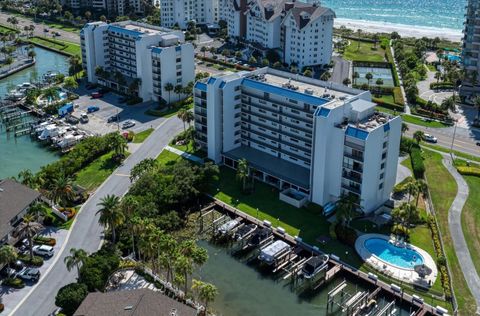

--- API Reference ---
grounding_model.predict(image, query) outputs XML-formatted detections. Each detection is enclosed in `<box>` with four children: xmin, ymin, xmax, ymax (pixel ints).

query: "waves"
<box><xmin>322</xmin><ymin>0</ymin><xmax>466</xmax><ymax>31</ymax></box>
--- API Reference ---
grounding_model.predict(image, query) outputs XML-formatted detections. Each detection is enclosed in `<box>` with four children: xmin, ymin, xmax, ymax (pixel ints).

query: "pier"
<box><xmin>198</xmin><ymin>199</ymin><xmax>446</xmax><ymax>316</ymax></box>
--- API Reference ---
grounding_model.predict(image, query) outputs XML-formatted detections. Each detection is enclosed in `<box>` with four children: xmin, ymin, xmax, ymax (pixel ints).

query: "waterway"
<box><xmin>196</xmin><ymin>240</ymin><xmax>415</xmax><ymax>316</ymax></box>
<box><xmin>0</xmin><ymin>47</ymin><xmax>69</xmax><ymax>179</ymax></box>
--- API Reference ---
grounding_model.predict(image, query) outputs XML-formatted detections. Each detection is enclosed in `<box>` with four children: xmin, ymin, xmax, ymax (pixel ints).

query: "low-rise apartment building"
<box><xmin>194</xmin><ymin>68</ymin><xmax>401</xmax><ymax>213</ymax></box>
<box><xmin>160</xmin><ymin>0</ymin><xmax>220</xmax><ymax>29</ymax></box>
<box><xmin>81</xmin><ymin>21</ymin><xmax>195</xmax><ymax>103</ymax></box>
<box><xmin>223</xmin><ymin>0</ymin><xmax>335</xmax><ymax>69</ymax></box>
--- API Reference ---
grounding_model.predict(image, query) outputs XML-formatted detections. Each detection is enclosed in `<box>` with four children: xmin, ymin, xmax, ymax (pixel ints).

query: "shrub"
<box><xmin>126</xmin><ymin>96</ymin><xmax>143</xmax><ymax>105</ymax></box>
<box><xmin>393</xmin><ymin>87</ymin><xmax>404</xmax><ymax>105</ymax></box>
<box><xmin>0</xmin><ymin>303</ymin><xmax>4</xmax><ymax>312</ymax></box>
<box><xmin>2</xmin><ymin>277</ymin><xmax>25</xmax><ymax>288</ymax></box>
<box><xmin>127</xmin><ymin>131</ymin><xmax>135</xmax><ymax>142</ymax></box>
<box><xmin>43</xmin><ymin>214</ymin><xmax>54</xmax><ymax>226</ymax></box>
<box><xmin>400</xmin><ymin>137</ymin><xmax>415</xmax><ymax>154</ymax></box>
<box><xmin>335</xmin><ymin>224</ymin><xmax>357</xmax><ymax>247</ymax></box>
<box><xmin>34</xmin><ymin>236</ymin><xmax>57</xmax><ymax>246</ymax></box>
<box><xmin>457</xmin><ymin>166</ymin><xmax>480</xmax><ymax>177</ymax></box>
<box><xmin>430</xmin><ymin>82</ymin><xmax>454</xmax><ymax>90</ymax></box>
<box><xmin>79</xmin><ymin>248</ymin><xmax>120</xmax><ymax>291</ymax></box>
<box><xmin>18</xmin><ymin>254</ymin><xmax>44</xmax><ymax>266</ymax></box>
<box><xmin>373</xmin><ymin>98</ymin><xmax>404</xmax><ymax>112</ymax></box>
<box><xmin>55</xmin><ymin>283</ymin><xmax>88</xmax><ymax>316</ymax></box>
<box><xmin>410</xmin><ymin>146</ymin><xmax>425</xmax><ymax>178</ymax></box>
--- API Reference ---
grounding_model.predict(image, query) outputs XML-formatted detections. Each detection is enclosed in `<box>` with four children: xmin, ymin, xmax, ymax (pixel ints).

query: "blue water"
<box><xmin>323</xmin><ymin>0</ymin><xmax>466</xmax><ymax>31</ymax></box>
<box><xmin>0</xmin><ymin>47</ymin><xmax>69</xmax><ymax>179</ymax></box>
<box><xmin>364</xmin><ymin>238</ymin><xmax>424</xmax><ymax>269</ymax></box>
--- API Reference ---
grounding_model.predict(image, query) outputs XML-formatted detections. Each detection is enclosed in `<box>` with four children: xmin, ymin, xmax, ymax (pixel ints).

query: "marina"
<box><xmin>0</xmin><ymin>47</ymin><xmax>69</xmax><ymax>179</ymax></box>
<box><xmin>195</xmin><ymin>201</ymin><xmax>447</xmax><ymax>316</ymax></box>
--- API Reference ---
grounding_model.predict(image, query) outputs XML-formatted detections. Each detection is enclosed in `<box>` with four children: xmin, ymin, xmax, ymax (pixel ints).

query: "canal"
<box><xmin>196</xmin><ymin>241</ymin><xmax>415</xmax><ymax>316</ymax></box>
<box><xmin>0</xmin><ymin>47</ymin><xmax>69</xmax><ymax>179</ymax></box>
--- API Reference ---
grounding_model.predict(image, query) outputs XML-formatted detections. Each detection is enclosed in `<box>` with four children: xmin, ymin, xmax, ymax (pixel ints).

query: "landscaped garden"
<box><xmin>28</xmin><ymin>36</ymin><xmax>81</xmax><ymax>57</ymax></box>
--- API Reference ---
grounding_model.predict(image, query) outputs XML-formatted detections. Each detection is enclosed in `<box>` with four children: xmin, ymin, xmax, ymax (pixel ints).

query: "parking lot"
<box><xmin>70</xmin><ymin>85</ymin><xmax>166</xmax><ymax>136</ymax></box>
<box><xmin>0</xmin><ymin>228</ymin><xmax>68</xmax><ymax>315</ymax></box>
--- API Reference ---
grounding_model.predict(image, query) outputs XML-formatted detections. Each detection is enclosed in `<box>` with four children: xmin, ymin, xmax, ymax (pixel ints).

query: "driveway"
<box><xmin>0</xmin><ymin>227</ymin><xmax>68</xmax><ymax>315</ymax></box>
<box><xmin>0</xmin><ymin>11</ymin><xmax>80</xmax><ymax>43</ymax></box>
<box><xmin>330</xmin><ymin>56</ymin><xmax>350</xmax><ymax>84</ymax></box>
<box><xmin>10</xmin><ymin>116</ymin><xmax>184</xmax><ymax>316</ymax></box>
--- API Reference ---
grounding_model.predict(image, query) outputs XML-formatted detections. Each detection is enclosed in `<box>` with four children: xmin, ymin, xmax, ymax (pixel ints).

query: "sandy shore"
<box><xmin>335</xmin><ymin>18</ymin><xmax>463</xmax><ymax>42</ymax></box>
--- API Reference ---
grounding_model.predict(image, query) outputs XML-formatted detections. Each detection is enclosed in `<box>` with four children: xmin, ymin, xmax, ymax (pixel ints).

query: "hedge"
<box><xmin>428</xmin><ymin>217</ymin><xmax>452</xmax><ymax>300</ymax></box>
<box><xmin>373</xmin><ymin>98</ymin><xmax>404</xmax><ymax>112</ymax></box>
<box><xmin>34</xmin><ymin>236</ymin><xmax>57</xmax><ymax>246</ymax></box>
<box><xmin>430</xmin><ymin>82</ymin><xmax>454</xmax><ymax>90</ymax></box>
<box><xmin>393</xmin><ymin>87</ymin><xmax>405</xmax><ymax>105</ymax></box>
<box><xmin>457</xmin><ymin>166</ymin><xmax>480</xmax><ymax>177</ymax></box>
<box><xmin>384</xmin><ymin>48</ymin><xmax>401</xmax><ymax>87</ymax></box>
<box><xmin>2</xmin><ymin>277</ymin><xmax>25</xmax><ymax>289</ymax></box>
<box><xmin>196</xmin><ymin>55</ymin><xmax>252</xmax><ymax>71</ymax></box>
<box><xmin>18</xmin><ymin>254</ymin><xmax>44</xmax><ymax>266</ymax></box>
<box><xmin>410</xmin><ymin>146</ymin><xmax>425</xmax><ymax>178</ymax></box>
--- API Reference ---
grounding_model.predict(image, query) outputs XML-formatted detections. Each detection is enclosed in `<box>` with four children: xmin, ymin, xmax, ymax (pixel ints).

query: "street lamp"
<box><xmin>450</xmin><ymin>118</ymin><xmax>458</xmax><ymax>160</ymax></box>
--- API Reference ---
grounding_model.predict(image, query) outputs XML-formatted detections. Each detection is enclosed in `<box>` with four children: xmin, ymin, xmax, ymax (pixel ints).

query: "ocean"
<box><xmin>322</xmin><ymin>0</ymin><xmax>467</xmax><ymax>31</ymax></box>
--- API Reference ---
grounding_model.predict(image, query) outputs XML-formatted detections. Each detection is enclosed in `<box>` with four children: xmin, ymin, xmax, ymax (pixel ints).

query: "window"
<box><xmin>380</xmin><ymin>173</ymin><xmax>384</xmax><ymax>179</ymax></box>
<box><xmin>382</xmin><ymin>152</ymin><xmax>387</xmax><ymax>160</ymax></box>
<box><xmin>381</xmin><ymin>162</ymin><xmax>385</xmax><ymax>169</ymax></box>
<box><xmin>383</xmin><ymin>141</ymin><xmax>388</xmax><ymax>148</ymax></box>
<box><xmin>379</xmin><ymin>183</ymin><xmax>384</xmax><ymax>190</ymax></box>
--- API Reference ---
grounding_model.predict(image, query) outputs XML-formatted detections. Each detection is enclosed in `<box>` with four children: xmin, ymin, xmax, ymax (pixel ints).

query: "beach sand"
<box><xmin>335</xmin><ymin>18</ymin><xmax>463</xmax><ymax>42</ymax></box>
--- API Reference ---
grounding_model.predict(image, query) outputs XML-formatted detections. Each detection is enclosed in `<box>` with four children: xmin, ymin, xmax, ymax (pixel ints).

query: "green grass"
<box><xmin>29</xmin><ymin>36</ymin><xmax>81</xmax><ymax>57</ymax></box>
<box><xmin>461</xmin><ymin>175</ymin><xmax>480</xmax><ymax>277</ymax></box>
<box><xmin>40</xmin><ymin>21</ymin><xmax>81</xmax><ymax>33</ymax></box>
<box><xmin>45</xmin><ymin>207</ymin><xmax>76</xmax><ymax>230</ymax></box>
<box><xmin>156</xmin><ymin>150</ymin><xmax>185</xmax><ymax>166</ymax></box>
<box><xmin>402</xmin><ymin>115</ymin><xmax>450</xmax><ymax>128</ymax></box>
<box><xmin>146</xmin><ymin>102</ymin><xmax>194</xmax><ymax>118</ymax></box>
<box><xmin>401</xmin><ymin>156</ymin><xmax>414</xmax><ymax>174</ymax></box>
<box><xmin>423</xmin><ymin>149</ymin><xmax>477</xmax><ymax>315</ymax></box>
<box><xmin>343</xmin><ymin>40</ymin><xmax>386</xmax><ymax>62</ymax></box>
<box><xmin>422</xmin><ymin>143</ymin><xmax>480</xmax><ymax>164</ymax></box>
<box><xmin>133</xmin><ymin>128</ymin><xmax>154</xmax><ymax>143</ymax></box>
<box><xmin>74</xmin><ymin>151</ymin><xmax>124</xmax><ymax>191</ymax></box>
<box><xmin>171</xmin><ymin>141</ymin><xmax>208</xmax><ymax>158</ymax></box>
<box><xmin>427</xmin><ymin>64</ymin><xmax>437</xmax><ymax>72</ymax></box>
<box><xmin>0</xmin><ymin>23</ymin><xmax>18</xmax><ymax>34</ymax></box>
<box><xmin>375</xmin><ymin>106</ymin><xmax>402</xmax><ymax>115</ymax></box>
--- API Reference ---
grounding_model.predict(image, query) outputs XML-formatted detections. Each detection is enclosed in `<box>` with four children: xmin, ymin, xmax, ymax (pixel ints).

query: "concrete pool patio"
<box><xmin>355</xmin><ymin>233</ymin><xmax>437</xmax><ymax>286</ymax></box>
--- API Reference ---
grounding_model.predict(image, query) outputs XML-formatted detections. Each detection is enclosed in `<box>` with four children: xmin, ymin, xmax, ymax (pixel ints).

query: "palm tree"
<box><xmin>401</xmin><ymin>123</ymin><xmax>409</xmax><ymax>136</ymax></box>
<box><xmin>96</xmin><ymin>195</ymin><xmax>124</xmax><ymax>243</ymax></box>
<box><xmin>0</xmin><ymin>245</ymin><xmax>18</xmax><ymax>270</ymax></box>
<box><xmin>434</xmin><ymin>71</ymin><xmax>442</xmax><ymax>84</ymax></box>
<box><xmin>164</xmin><ymin>83</ymin><xmax>174</xmax><ymax>105</ymax></box>
<box><xmin>174</xmin><ymin>84</ymin><xmax>183</xmax><ymax>101</ymax></box>
<box><xmin>192</xmin><ymin>279</ymin><xmax>218</xmax><ymax>312</ymax></box>
<box><xmin>28</xmin><ymin>202</ymin><xmax>47</xmax><ymax>221</ymax></box>
<box><xmin>18</xmin><ymin>169</ymin><xmax>36</xmax><ymax>188</ymax></box>
<box><xmin>48</xmin><ymin>174</ymin><xmax>74</xmax><ymax>206</ymax></box>
<box><xmin>441</xmin><ymin>97</ymin><xmax>456</xmax><ymax>112</ymax></box>
<box><xmin>64</xmin><ymin>248</ymin><xmax>88</xmax><ymax>278</ymax></box>
<box><xmin>336</xmin><ymin>194</ymin><xmax>360</xmax><ymax>227</ymax></box>
<box><xmin>365</xmin><ymin>72</ymin><xmax>373</xmax><ymax>87</ymax></box>
<box><xmin>236</xmin><ymin>158</ymin><xmax>249</xmax><ymax>192</ymax></box>
<box><xmin>27</xmin><ymin>50</ymin><xmax>36</xmax><ymax>60</ymax></box>
<box><xmin>43</xmin><ymin>87</ymin><xmax>59</xmax><ymax>104</ymax></box>
<box><xmin>200</xmin><ymin>46</ymin><xmax>207</xmax><ymax>58</ymax></box>
<box><xmin>343</xmin><ymin>78</ymin><xmax>351</xmax><ymax>86</ymax></box>
<box><xmin>474</xmin><ymin>95</ymin><xmax>480</xmax><ymax>121</ymax></box>
<box><xmin>413</xmin><ymin>130</ymin><xmax>424</xmax><ymax>145</ymax></box>
<box><xmin>375</xmin><ymin>78</ymin><xmax>384</xmax><ymax>96</ymax></box>
<box><xmin>415</xmin><ymin>179</ymin><xmax>428</xmax><ymax>208</ymax></box>
<box><xmin>120</xmin><ymin>196</ymin><xmax>139</xmax><ymax>256</ymax></box>
<box><xmin>63</xmin><ymin>76</ymin><xmax>78</xmax><ymax>92</ymax></box>
<box><xmin>353</xmin><ymin>72</ymin><xmax>359</xmax><ymax>85</ymax></box>
<box><xmin>321</xmin><ymin>71</ymin><xmax>331</xmax><ymax>81</ymax></box>
<box><xmin>69</xmin><ymin>55</ymin><xmax>82</xmax><ymax>79</ymax></box>
<box><xmin>109</xmin><ymin>133</ymin><xmax>128</xmax><ymax>157</ymax></box>
<box><xmin>15</xmin><ymin>214</ymin><xmax>43</xmax><ymax>260</ymax></box>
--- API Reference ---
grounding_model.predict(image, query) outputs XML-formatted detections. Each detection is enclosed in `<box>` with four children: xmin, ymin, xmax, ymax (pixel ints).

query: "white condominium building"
<box><xmin>223</xmin><ymin>0</ymin><xmax>335</xmax><ymax>69</ymax></box>
<box><xmin>461</xmin><ymin>0</ymin><xmax>480</xmax><ymax>98</ymax></box>
<box><xmin>194</xmin><ymin>68</ymin><xmax>401</xmax><ymax>213</ymax></box>
<box><xmin>160</xmin><ymin>0</ymin><xmax>220</xmax><ymax>29</ymax></box>
<box><xmin>81</xmin><ymin>21</ymin><xmax>195</xmax><ymax>103</ymax></box>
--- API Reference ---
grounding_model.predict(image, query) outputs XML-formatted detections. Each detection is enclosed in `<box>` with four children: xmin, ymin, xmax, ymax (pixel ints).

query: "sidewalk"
<box><xmin>0</xmin><ymin>227</ymin><xmax>69</xmax><ymax>315</ymax></box>
<box><xmin>165</xmin><ymin>145</ymin><xmax>204</xmax><ymax>164</ymax></box>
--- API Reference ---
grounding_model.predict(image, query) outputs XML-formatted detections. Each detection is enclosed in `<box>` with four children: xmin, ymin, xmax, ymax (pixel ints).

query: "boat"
<box><xmin>5</xmin><ymin>89</ymin><xmax>25</xmax><ymax>101</ymax></box>
<box><xmin>302</xmin><ymin>255</ymin><xmax>329</xmax><ymax>279</ymax></box>
<box><xmin>17</xmin><ymin>82</ymin><xmax>36</xmax><ymax>89</ymax></box>
<box><xmin>258</xmin><ymin>240</ymin><xmax>291</xmax><ymax>265</ymax></box>
<box><xmin>38</xmin><ymin>125</ymin><xmax>60</xmax><ymax>141</ymax></box>
<box><xmin>216</xmin><ymin>219</ymin><xmax>240</xmax><ymax>236</ymax></box>
<box><xmin>234</xmin><ymin>223</ymin><xmax>257</xmax><ymax>241</ymax></box>
<box><xmin>247</xmin><ymin>228</ymin><xmax>272</xmax><ymax>248</ymax></box>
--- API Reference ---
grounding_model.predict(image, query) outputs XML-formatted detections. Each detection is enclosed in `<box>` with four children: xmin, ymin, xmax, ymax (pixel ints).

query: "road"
<box><xmin>330</xmin><ymin>55</ymin><xmax>350</xmax><ymax>85</ymax></box>
<box><xmin>0</xmin><ymin>11</ymin><xmax>80</xmax><ymax>43</ymax></box>
<box><xmin>405</xmin><ymin>123</ymin><xmax>480</xmax><ymax>157</ymax></box>
<box><xmin>10</xmin><ymin>116</ymin><xmax>183</xmax><ymax>316</ymax></box>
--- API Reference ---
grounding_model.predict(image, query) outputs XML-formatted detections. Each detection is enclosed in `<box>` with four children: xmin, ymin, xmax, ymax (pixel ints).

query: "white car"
<box><xmin>424</xmin><ymin>134</ymin><xmax>438</xmax><ymax>143</ymax></box>
<box><xmin>33</xmin><ymin>245</ymin><xmax>54</xmax><ymax>257</ymax></box>
<box><xmin>122</xmin><ymin>120</ymin><xmax>136</xmax><ymax>129</ymax></box>
<box><xmin>17</xmin><ymin>267</ymin><xmax>40</xmax><ymax>282</ymax></box>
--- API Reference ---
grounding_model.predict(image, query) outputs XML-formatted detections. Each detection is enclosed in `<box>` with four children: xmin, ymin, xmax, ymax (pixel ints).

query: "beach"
<box><xmin>335</xmin><ymin>18</ymin><xmax>463</xmax><ymax>42</ymax></box>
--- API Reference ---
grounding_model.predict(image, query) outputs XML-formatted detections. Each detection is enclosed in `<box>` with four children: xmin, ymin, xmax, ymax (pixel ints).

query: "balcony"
<box><xmin>344</xmin><ymin>152</ymin><xmax>364</xmax><ymax>162</ymax></box>
<box><xmin>342</xmin><ymin>170</ymin><xmax>362</xmax><ymax>183</ymax></box>
<box><xmin>343</xmin><ymin>163</ymin><xmax>363</xmax><ymax>173</ymax></box>
<box><xmin>342</xmin><ymin>183</ymin><xmax>361</xmax><ymax>194</ymax></box>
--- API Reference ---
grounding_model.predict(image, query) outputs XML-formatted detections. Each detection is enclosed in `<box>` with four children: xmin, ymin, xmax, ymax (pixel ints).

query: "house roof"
<box><xmin>285</xmin><ymin>3</ymin><xmax>335</xmax><ymax>30</ymax></box>
<box><xmin>74</xmin><ymin>289</ymin><xmax>197</xmax><ymax>316</ymax></box>
<box><xmin>0</xmin><ymin>179</ymin><xmax>41</xmax><ymax>239</ymax></box>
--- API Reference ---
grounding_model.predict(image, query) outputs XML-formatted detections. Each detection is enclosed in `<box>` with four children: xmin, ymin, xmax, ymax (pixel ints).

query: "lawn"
<box><xmin>74</xmin><ymin>151</ymin><xmax>124</xmax><ymax>191</ymax></box>
<box><xmin>45</xmin><ymin>207</ymin><xmax>76</xmax><ymax>230</ymax></box>
<box><xmin>40</xmin><ymin>20</ymin><xmax>81</xmax><ymax>33</ymax></box>
<box><xmin>133</xmin><ymin>128</ymin><xmax>154</xmax><ymax>143</ymax></box>
<box><xmin>156</xmin><ymin>149</ymin><xmax>185</xmax><ymax>166</ymax></box>
<box><xmin>375</xmin><ymin>106</ymin><xmax>402</xmax><ymax>115</ymax></box>
<box><xmin>401</xmin><ymin>156</ymin><xmax>414</xmax><ymax>173</ymax></box>
<box><xmin>343</xmin><ymin>40</ymin><xmax>386</xmax><ymax>62</ymax></box>
<box><xmin>461</xmin><ymin>175</ymin><xmax>480</xmax><ymax>276</ymax></box>
<box><xmin>0</xmin><ymin>23</ymin><xmax>18</xmax><ymax>34</ymax></box>
<box><xmin>171</xmin><ymin>140</ymin><xmax>208</xmax><ymax>158</ymax></box>
<box><xmin>402</xmin><ymin>115</ymin><xmax>450</xmax><ymax>128</ymax></box>
<box><xmin>422</xmin><ymin>143</ymin><xmax>480</xmax><ymax>164</ymax></box>
<box><xmin>146</xmin><ymin>101</ymin><xmax>194</xmax><ymax>118</ymax></box>
<box><xmin>423</xmin><ymin>149</ymin><xmax>477</xmax><ymax>315</ymax></box>
<box><xmin>29</xmin><ymin>36</ymin><xmax>81</xmax><ymax>57</ymax></box>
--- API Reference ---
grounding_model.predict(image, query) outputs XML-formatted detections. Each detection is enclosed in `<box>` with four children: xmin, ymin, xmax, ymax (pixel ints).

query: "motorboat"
<box><xmin>38</xmin><ymin>125</ymin><xmax>59</xmax><ymax>141</ymax></box>
<box><xmin>56</xmin><ymin>134</ymin><xmax>83</xmax><ymax>149</ymax></box>
<box><xmin>247</xmin><ymin>228</ymin><xmax>272</xmax><ymax>248</ymax></box>
<box><xmin>302</xmin><ymin>255</ymin><xmax>329</xmax><ymax>279</ymax></box>
<box><xmin>17</xmin><ymin>82</ymin><xmax>36</xmax><ymax>89</ymax></box>
<box><xmin>234</xmin><ymin>223</ymin><xmax>257</xmax><ymax>241</ymax></box>
<box><xmin>216</xmin><ymin>219</ymin><xmax>240</xmax><ymax>236</ymax></box>
<box><xmin>258</xmin><ymin>240</ymin><xmax>290</xmax><ymax>265</ymax></box>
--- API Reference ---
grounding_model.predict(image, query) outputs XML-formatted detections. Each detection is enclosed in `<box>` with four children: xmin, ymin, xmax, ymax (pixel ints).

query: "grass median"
<box><xmin>29</xmin><ymin>36</ymin><xmax>81</xmax><ymax>57</ymax></box>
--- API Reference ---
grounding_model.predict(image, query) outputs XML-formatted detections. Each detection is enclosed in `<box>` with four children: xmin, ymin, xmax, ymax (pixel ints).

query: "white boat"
<box><xmin>302</xmin><ymin>255</ymin><xmax>329</xmax><ymax>279</ymax></box>
<box><xmin>258</xmin><ymin>240</ymin><xmax>290</xmax><ymax>265</ymax></box>
<box><xmin>216</xmin><ymin>219</ymin><xmax>240</xmax><ymax>236</ymax></box>
<box><xmin>33</xmin><ymin>122</ymin><xmax>50</xmax><ymax>134</ymax></box>
<box><xmin>38</xmin><ymin>125</ymin><xmax>59</xmax><ymax>141</ymax></box>
<box><xmin>17</xmin><ymin>82</ymin><xmax>35</xmax><ymax>89</ymax></box>
<box><xmin>6</xmin><ymin>89</ymin><xmax>25</xmax><ymax>100</ymax></box>
<box><xmin>56</xmin><ymin>134</ymin><xmax>83</xmax><ymax>149</ymax></box>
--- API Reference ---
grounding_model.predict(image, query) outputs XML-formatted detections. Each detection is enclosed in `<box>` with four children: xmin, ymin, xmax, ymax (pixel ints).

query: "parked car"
<box><xmin>80</xmin><ymin>112</ymin><xmax>89</xmax><ymax>123</ymax></box>
<box><xmin>91</xmin><ymin>92</ymin><xmax>103</xmax><ymax>99</ymax></box>
<box><xmin>423</xmin><ymin>133</ymin><xmax>438</xmax><ymax>143</ymax></box>
<box><xmin>1</xmin><ymin>267</ymin><xmax>17</xmax><ymax>278</ymax></box>
<box><xmin>476</xmin><ymin>142</ymin><xmax>480</xmax><ymax>146</ymax></box>
<box><xmin>54</xmin><ymin>32</ymin><xmax>60</xmax><ymax>36</ymax></box>
<box><xmin>107</xmin><ymin>115</ymin><xmax>119</xmax><ymax>123</ymax></box>
<box><xmin>87</xmin><ymin>105</ymin><xmax>100</xmax><ymax>113</ymax></box>
<box><xmin>122</xmin><ymin>120</ymin><xmax>136</xmax><ymax>129</ymax></box>
<box><xmin>66</xmin><ymin>115</ymin><xmax>79</xmax><ymax>124</ymax></box>
<box><xmin>33</xmin><ymin>245</ymin><xmax>54</xmax><ymax>257</ymax></box>
<box><xmin>17</xmin><ymin>267</ymin><xmax>40</xmax><ymax>282</ymax></box>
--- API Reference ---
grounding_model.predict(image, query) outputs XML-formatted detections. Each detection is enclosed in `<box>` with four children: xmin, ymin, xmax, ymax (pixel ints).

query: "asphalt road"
<box><xmin>0</xmin><ymin>11</ymin><xmax>80</xmax><ymax>43</ymax></box>
<box><xmin>11</xmin><ymin>116</ymin><xmax>183</xmax><ymax>316</ymax></box>
<box><xmin>405</xmin><ymin>123</ymin><xmax>480</xmax><ymax>157</ymax></box>
<box><xmin>330</xmin><ymin>55</ymin><xmax>350</xmax><ymax>85</ymax></box>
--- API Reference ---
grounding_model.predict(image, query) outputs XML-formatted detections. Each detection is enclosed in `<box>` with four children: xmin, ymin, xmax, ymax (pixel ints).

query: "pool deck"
<box><xmin>355</xmin><ymin>234</ymin><xmax>437</xmax><ymax>286</ymax></box>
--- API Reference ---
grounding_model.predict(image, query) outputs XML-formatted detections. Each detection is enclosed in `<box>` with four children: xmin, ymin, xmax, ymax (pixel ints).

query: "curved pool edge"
<box><xmin>355</xmin><ymin>233</ymin><xmax>438</xmax><ymax>286</ymax></box>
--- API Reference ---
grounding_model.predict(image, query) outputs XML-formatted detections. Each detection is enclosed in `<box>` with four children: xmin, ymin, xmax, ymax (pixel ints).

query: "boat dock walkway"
<box><xmin>206</xmin><ymin>198</ymin><xmax>446</xmax><ymax>316</ymax></box>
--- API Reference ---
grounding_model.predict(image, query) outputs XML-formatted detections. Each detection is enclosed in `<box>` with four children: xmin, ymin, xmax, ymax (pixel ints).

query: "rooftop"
<box><xmin>74</xmin><ymin>289</ymin><xmax>197</xmax><ymax>316</ymax></box>
<box><xmin>0</xmin><ymin>179</ymin><xmax>41</xmax><ymax>239</ymax></box>
<box><xmin>109</xmin><ymin>21</ymin><xmax>175</xmax><ymax>36</ymax></box>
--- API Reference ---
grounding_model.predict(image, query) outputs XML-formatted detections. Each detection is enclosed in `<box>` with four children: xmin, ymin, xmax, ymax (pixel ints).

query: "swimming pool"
<box><xmin>364</xmin><ymin>238</ymin><xmax>423</xmax><ymax>269</ymax></box>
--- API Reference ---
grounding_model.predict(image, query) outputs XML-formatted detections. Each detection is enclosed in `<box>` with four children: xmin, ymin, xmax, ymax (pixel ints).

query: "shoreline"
<box><xmin>334</xmin><ymin>18</ymin><xmax>463</xmax><ymax>42</ymax></box>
